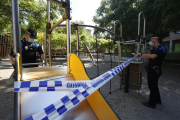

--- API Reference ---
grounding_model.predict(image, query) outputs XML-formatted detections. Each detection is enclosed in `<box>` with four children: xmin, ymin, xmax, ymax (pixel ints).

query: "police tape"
<box><xmin>14</xmin><ymin>56</ymin><xmax>135</xmax><ymax>92</ymax></box>
<box><xmin>22</xmin><ymin>55</ymin><xmax>138</xmax><ymax>120</ymax></box>
<box><xmin>14</xmin><ymin>80</ymin><xmax>92</xmax><ymax>92</ymax></box>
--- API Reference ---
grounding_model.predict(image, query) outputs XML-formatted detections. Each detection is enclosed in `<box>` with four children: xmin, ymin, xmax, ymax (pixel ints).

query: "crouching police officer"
<box><xmin>7</xmin><ymin>29</ymin><xmax>45</xmax><ymax>86</ymax></box>
<box><xmin>136</xmin><ymin>35</ymin><xmax>167</xmax><ymax>109</ymax></box>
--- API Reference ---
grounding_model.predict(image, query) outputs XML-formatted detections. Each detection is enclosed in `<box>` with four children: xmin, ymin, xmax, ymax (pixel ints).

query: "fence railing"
<box><xmin>0</xmin><ymin>35</ymin><xmax>13</xmax><ymax>60</ymax></box>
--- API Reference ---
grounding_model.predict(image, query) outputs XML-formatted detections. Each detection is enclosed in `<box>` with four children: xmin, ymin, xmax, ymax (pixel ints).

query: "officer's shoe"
<box><xmin>142</xmin><ymin>102</ymin><xmax>156</xmax><ymax>109</ymax></box>
<box><xmin>156</xmin><ymin>101</ymin><xmax>162</xmax><ymax>104</ymax></box>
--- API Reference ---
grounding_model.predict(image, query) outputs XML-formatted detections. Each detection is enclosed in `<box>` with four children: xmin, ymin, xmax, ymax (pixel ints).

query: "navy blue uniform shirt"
<box><xmin>10</xmin><ymin>38</ymin><xmax>44</xmax><ymax>58</ymax></box>
<box><xmin>148</xmin><ymin>45</ymin><xmax>167</xmax><ymax>66</ymax></box>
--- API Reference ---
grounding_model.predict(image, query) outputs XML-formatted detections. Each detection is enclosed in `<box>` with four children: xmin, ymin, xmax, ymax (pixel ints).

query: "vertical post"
<box><xmin>11</xmin><ymin>0</ymin><xmax>21</xmax><ymax>120</ymax></box>
<box><xmin>44</xmin><ymin>28</ymin><xmax>47</xmax><ymax>66</ymax></box>
<box><xmin>109</xmin><ymin>35</ymin><xmax>112</xmax><ymax>94</ymax></box>
<box><xmin>124</xmin><ymin>66</ymin><xmax>129</xmax><ymax>93</ymax></box>
<box><xmin>3</xmin><ymin>36</ymin><xmax>4</xmax><ymax>58</ymax></box>
<box><xmin>6</xmin><ymin>36</ymin><xmax>7</xmax><ymax>57</ymax></box>
<box><xmin>95</xmin><ymin>26</ymin><xmax>99</xmax><ymax>77</ymax></box>
<box><xmin>137</xmin><ymin>12</ymin><xmax>142</xmax><ymax>62</ymax></box>
<box><xmin>143</xmin><ymin>14</ymin><xmax>146</xmax><ymax>54</ymax></box>
<box><xmin>118</xmin><ymin>21</ymin><xmax>122</xmax><ymax>65</ymax></box>
<box><xmin>75</xmin><ymin>29</ymin><xmax>79</xmax><ymax>56</ymax></box>
<box><xmin>118</xmin><ymin>21</ymin><xmax>122</xmax><ymax>90</ymax></box>
<box><xmin>113</xmin><ymin>21</ymin><xmax>116</xmax><ymax>61</ymax></box>
<box><xmin>48</xmin><ymin>34</ymin><xmax>52</xmax><ymax>66</ymax></box>
<box><xmin>47</xmin><ymin>1</ymin><xmax>50</xmax><ymax>23</ymax></box>
<box><xmin>47</xmin><ymin>1</ymin><xmax>52</xmax><ymax>66</ymax></box>
<box><xmin>11</xmin><ymin>1</ymin><xmax>22</xmax><ymax>76</ymax></box>
<box><xmin>66</xmin><ymin>19</ymin><xmax>71</xmax><ymax>74</ymax></box>
<box><xmin>141</xmin><ymin>13</ymin><xmax>146</xmax><ymax>63</ymax></box>
<box><xmin>109</xmin><ymin>51</ymin><xmax>112</xmax><ymax>94</ymax></box>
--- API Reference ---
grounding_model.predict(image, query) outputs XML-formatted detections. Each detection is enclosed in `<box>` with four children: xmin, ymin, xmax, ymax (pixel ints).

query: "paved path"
<box><xmin>85</xmin><ymin>61</ymin><xmax>180</xmax><ymax>120</ymax></box>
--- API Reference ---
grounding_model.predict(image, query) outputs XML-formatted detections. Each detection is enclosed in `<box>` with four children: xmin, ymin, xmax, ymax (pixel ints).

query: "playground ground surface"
<box><xmin>0</xmin><ymin>56</ymin><xmax>180</xmax><ymax>120</ymax></box>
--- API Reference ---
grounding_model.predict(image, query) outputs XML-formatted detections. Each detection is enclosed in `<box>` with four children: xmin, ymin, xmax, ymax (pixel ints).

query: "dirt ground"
<box><xmin>0</xmin><ymin>57</ymin><xmax>180</xmax><ymax>120</ymax></box>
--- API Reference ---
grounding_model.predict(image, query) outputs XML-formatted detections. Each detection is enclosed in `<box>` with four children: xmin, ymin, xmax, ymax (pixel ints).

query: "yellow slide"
<box><xmin>70</xmin><ymin>53</ymin><xmax>119</xmax><ymax>120</ymax></box>
<box><xmin>17</xmin><ymin>53</ymin><xmax>119</xmax><ymax>120</ymax></box>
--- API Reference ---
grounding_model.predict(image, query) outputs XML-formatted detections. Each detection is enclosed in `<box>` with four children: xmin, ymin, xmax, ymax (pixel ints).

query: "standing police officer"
<box><xmin>136</xmin><ymin>35</ymin><xmax>167</xmax><ymax>109</ymax></box>
<box><xmin>7</xmin><ymin>29</ymin><xmax>45</xmax><ymax>86</ymax></box>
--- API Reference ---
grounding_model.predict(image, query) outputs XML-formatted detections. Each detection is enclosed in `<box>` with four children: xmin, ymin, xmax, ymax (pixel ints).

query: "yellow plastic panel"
<box><xmin>87</xmin><ymin>91</ymin><xmax>119</xmax><ymax>120</ymax></box>
<box><xmin>70</xmin><ymin>54</ymin><xmax>90</xmax><ymax>80</ymax></box>
<box><xmin>70</xmin><ymin>54</ymin><xmax>119</xmax><ymax>120</ymax></box>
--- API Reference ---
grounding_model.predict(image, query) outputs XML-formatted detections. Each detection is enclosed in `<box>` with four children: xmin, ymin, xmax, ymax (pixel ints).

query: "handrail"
<box><xmin>58</xmin><ymin>24</ymin><xmax>122</xmax><ymax>39</ymax></box>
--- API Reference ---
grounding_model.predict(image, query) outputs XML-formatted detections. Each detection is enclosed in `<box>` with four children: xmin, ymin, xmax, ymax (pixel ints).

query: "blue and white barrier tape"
<box><xmin>22</xmin><ymin>55</ymin><xmax>138</xmax><ymax>120</ymax></box>
<box><xmin>14</xmin><ymin>56</ymin><xmax>136</xmax><ymax>92</ymax></box>
<box><xmin>14</xmin><ymin>80</ymin><xmax>91</xmax><ymax>92</ymax></box>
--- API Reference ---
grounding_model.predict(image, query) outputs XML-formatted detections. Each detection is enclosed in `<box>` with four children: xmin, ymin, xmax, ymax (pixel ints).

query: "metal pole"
<box><xmin>118</xmin><ymin>21</ymin><xmax>122</xmax><ymax>90</ymax></box>
<box><xmin>123</xmin><ymin>42</ymin><xmax>138</xmax><ymax>45</ymax></box>
<box><xmin>113</xmin><ymin>21</ymin><xmax>116</xmax><ymax>61</ymax></box>
<box><xmin>138</xmin><ymin>12</ymin><xmax>142</xmax><ymax>39</ymax></box>
<box><xmin>66</xmin><ymin>19</ymin><xmax>71</xmax><ymax>74</ymax></box>
<box><xmin>47</xmin><ymin>1</ymin><xmax>50</xmax><ymax>23</ymax></box>
<box><xmin>47</xmin><ymin>1</ymin><xmax>52</xmax><ymax>66</ymax></box>
<box><xmin>49</xmin><ymin>18</ymin><xmax>64</xmax><ymax>32</ymax></box>
<box><xmin>44</xmin><ymin>28</ymin><xmax>47</xmax><ymax>66</ymax></box>
<box><xmin>11</xmin><ymin>1</ymin><xmax>22</xmax><ymax>78</ymax></box>
<box><xmin>75</xmin><ymin>30</ymin><xmax>79</xmax><ymax>56</ymax></box>
<box><xmin>137</xmin><ymin>12</ymin><xmax>143</xmax><ymax>62</ymax></box>
<box><xmin>143</xmin><ymin>14</ymin><xmax>146</xmax><ymax>54</ymax></box>
<box><xmin>11</xmin><ymin>0</ymin><xmax>21</xmax><ymax>119</ymax></box>
<box><xmin>48</xmin><ymin>34</ymin><xmax>52</xmax><ymax>66</ymax></box>
<box><xmin>109</xmin><ymin>51</ymin><xmax>112</xmax><ymax>94</ymax></box>
<box><xmin>124</xmin><ymin>40</ymin><xmax>135</xmax><ymax>42</ymax></box>
<box><xmin>109</xmin><ymin>35</ymin><xmax>112</xmax><ymax>94</ymax></box>
<box><xmin>138</xmin><ymin>12</ymin><xmax>146</xmax><ymax>62</ymax></box>
<box><xmin>118</xmin><ymin>21</ymin><xmax>122</xmax><ymax>65</ymax></box>
<box><xmin>59</xmin><ymin>24</ymin><xmax>121</xmax><ymax>38</ymax></box>
<box><xmin>95</xmin><ymin>27</ymin><xmax>99</xmax><ymax>77</ymax></box>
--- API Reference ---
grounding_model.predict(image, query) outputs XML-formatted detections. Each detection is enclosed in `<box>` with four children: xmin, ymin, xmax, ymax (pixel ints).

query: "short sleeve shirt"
<box><xmin>149</xmin><ymin>45</ymin><xmax>167</xmax><ymax>66</ymax></box>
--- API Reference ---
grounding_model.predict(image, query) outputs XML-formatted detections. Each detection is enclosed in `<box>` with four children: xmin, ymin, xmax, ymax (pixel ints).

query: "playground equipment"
<box><xmin>11</xmin><ymin>0</ymin><xmax>122</xmax><ymax>119</ymax></box>
<box><xmin>66</xmin><ymin>17</ymin><xmax>146</xmax><ymax>93</ymax></box>
<box><xmin>119</xmin><ymin>12</ymin><xmax>146</xmax><ymax>92</ymax></box>
<box><xmin>55</xmin><ymin>13</ymin><xmax>146</xmax><ymax>93</ymax></box>
<box><xmin>11</xmin><ymin>0</ymin><xmax>147</xmax><ymax>119</ymax></box>
<box><xmin>83</xmin><ymin>43</ymin><xmax>96</xmax><ymax>65</ymax></box>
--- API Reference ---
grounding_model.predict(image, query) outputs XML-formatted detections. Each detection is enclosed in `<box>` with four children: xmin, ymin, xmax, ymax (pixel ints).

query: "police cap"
<box><xmin>26</xmin><ymin>29</ymin><xmax>38</xmax><ymax>39</ymax></box>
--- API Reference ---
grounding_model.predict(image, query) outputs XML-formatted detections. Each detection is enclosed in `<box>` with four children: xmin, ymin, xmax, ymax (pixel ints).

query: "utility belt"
<box><xmin>145</xmin><ymin>64</ymin><xmax>161</xmax><ymax>74</ymax></box>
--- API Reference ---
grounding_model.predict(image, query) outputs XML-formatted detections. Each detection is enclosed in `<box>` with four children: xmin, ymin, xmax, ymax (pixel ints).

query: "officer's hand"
<box><xmin>134</xmin><ymin>52</ymin><xmax>141</xmax><ymax>57</ymax></box>
<box><xmin>134</xmin><ymin>52</ymin><xmax>138</xmax><ymax>55</ymax></box>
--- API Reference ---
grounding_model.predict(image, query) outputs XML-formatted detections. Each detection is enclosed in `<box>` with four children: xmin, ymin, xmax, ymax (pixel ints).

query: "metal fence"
<box><xmin>0</xmin><ymin>35</ymin><xmax>13</xmax><ymax>60</ymax></box>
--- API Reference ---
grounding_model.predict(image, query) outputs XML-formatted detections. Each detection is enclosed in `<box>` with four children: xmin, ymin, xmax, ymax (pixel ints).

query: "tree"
<box><xmin>93</xmin><ymin>0</ymin><xmax>180</xmax><ymax>44</ymax></box>
<box><xmin>0</xmin><ymin>0</ymin><xmax>13</xmax><ymax>33</ymax></box>
<box><xmin>93</xmin><ymin>0</ymin><xmax>140</xmax><ymax>53</ymax></box>
<box><xmin>0</xmin><ymin>0</ymin><xmax>64</xmax><ymax>35</ymax></box>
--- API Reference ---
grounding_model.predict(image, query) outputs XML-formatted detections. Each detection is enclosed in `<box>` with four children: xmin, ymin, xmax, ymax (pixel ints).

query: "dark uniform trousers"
<box><xmin>147</xmin><ymin>66</ymin><xmax>162</xmax><ymax>106</ymax></box>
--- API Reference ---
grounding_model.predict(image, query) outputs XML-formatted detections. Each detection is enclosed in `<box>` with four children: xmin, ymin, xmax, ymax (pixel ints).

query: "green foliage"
<box><xmin>0</xmin><ymin>0</ymin><xmax>12</xmax><ymax>33</ymax></box>
<box><xmin>0</xmin><ymin>0</ymin><xmax>64</xmax><ymax>36</ymax></box>
<box><xmin>35</xmin><ymin>32</ymin><xmax>44</xmax><ymax>45</ymax></box>
<box><xmin>0</xmin><ymin>0</ymin><xmax>113</xmax><ymax>54</ymax></box>
<box><xmin>93</xmin><ymin>0</ymin><xmax>180</xmax><ymax>44</ymax></box>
